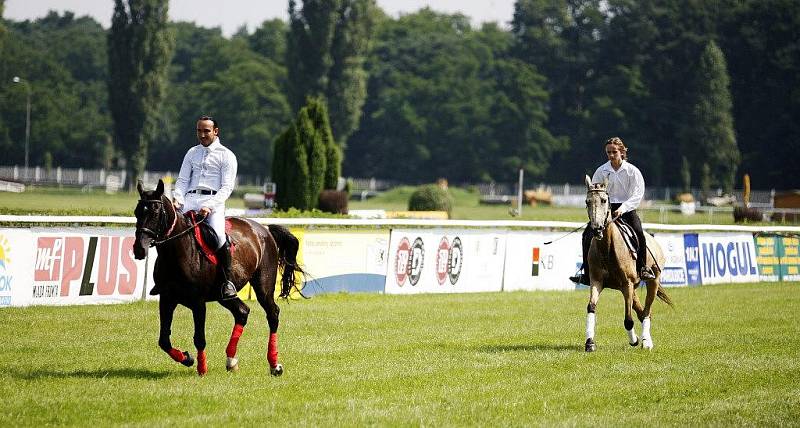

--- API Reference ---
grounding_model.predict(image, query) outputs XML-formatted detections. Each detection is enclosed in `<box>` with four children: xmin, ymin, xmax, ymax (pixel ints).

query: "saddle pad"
<box><xmin>186</xmin><ymin>212</ymin><xmax>236</xmax><ymax>265</ymax></box>
<box><xmin>615</xmin><ymin>218</ymin><xmax>639</xmax><ymax>260</ymax></box>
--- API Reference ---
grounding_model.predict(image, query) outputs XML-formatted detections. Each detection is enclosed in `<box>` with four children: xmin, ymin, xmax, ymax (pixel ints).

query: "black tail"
<box><xmin>268</xmin><ymin>224</ymin><xmax>306</xmax><ymax>298</ymax></box>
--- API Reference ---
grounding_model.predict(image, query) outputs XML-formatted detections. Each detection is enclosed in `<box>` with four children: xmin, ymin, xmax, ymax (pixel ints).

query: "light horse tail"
<box><xmin>647</xmin><ymin>245</ymin><xmax>675</xmax><ymax>309</ymax></box>
<box><xmin>268</xmin><ymin>224</ymin><xmax>306</xmax><ymax>298</ymax></box>
<box><xmin>656</xmin><ymin>286</ymin><xmax>674</xmax><ymax>308</ymax></box>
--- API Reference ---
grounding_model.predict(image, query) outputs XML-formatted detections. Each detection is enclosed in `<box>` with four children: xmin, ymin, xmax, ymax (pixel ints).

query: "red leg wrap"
<box><xmin>197</xmin><ymin>350</ymin><xmax>208</xmax><ymax>376</ymax></box>
<box><xmin>267</xmin><ymin>332</ymin><xmax>279</xmax><ymax>368</ymax></box>
<box><xmin>168</xmin><ymin>348</ymin><xmax>184</xmax><ymax>363</ymax></box>
<box><xmin>226</xmin><ymin>324</ymin><xmax>244</xmax><ymax>358</ymax></box>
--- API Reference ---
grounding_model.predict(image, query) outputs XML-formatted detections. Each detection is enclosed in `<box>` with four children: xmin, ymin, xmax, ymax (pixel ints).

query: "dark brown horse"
<box><xmin>133</xmin><ymin>179</ymin><xmax>302</xmax><ymax>376</ymax></box>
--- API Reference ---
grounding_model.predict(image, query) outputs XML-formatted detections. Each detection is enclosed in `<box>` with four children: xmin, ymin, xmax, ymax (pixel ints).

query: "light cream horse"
<box><xmin>583</xmin><ymin>175</ymin><xmax>673</xmax><ymax>352</ymax></box>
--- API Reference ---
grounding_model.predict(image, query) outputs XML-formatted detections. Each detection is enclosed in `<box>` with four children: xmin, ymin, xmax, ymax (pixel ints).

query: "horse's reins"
<box><xmin>137</xmin><ymin>198</ymin><xmax>206</xmax><ymax>247</ymax></box>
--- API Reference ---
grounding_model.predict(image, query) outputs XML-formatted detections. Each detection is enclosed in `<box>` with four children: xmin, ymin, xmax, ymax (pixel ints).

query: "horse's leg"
<box><xmin>158</xmin><ymin>296</ymin><xmax>194</xmax><ymax>368</ymax></box>
<box><xmin>190</xmin><ymin>303</ymin><xmax>208</xmax><ymax>376</ymax></box>
<box><xmin>640</xmin><ymin>278</ymin><xmax>659</xmax><ymax>350</ymax></box>
<box><xmin>621</xmin><ymin>284</ymin><xmax>639</xmax><ymax>347</ymax></box>
<box><xmin>218</xmin><ymin>298</ymin><xmax>251</xmax><ymax>372</ymax></box>
<box><xmin>585</xmin><ymin>281</ymin><xmax>603</xmax><ymax>352</ymax></box>
<box><xmin>251</xmin><ymin>267</ymin><xmax>283</xmax><ymax>376</ymax></box>
<box><xmin>632</xmin><ymin>290</ymin><xmax>646</xmax><ymax>322</ymax></box>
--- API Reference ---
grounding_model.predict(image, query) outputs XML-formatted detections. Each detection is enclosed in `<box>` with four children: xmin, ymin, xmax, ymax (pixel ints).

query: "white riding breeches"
<box><xmin>181</xmin><ymin>192</ymin><xmax>226</xmax><ymax>249</ymax></box>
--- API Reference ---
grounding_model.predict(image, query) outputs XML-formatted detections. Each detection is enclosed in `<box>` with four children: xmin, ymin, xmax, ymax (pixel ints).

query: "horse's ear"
<box><xmin>584</xmin><ymin>175</ymin><xmax>592</xmax><ymax>189</ymax></box>
<box><xmin>137</xmin><ymin>180</ymin><xmax>144</xmax><ymax>195</ymax></box>
<box><xmin>156</xmin><ymin>179</ymin><xmax>164</xmax><ymax>196</ymax></box>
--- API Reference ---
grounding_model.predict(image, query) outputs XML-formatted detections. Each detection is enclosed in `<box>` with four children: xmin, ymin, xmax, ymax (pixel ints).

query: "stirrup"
<box><xmin>569</xmin><ymin>273</ymin><xmax>589</xmax><ymax>285</ymax></box>
<box><xmin>220</xmin><ymin>281</ymin><xmax>238</xmax><ymax>301</ymax></box>
<box><xmin>639</xmin><ymin>267</ymin><xmax>656</xmax><ymax>281</ymax></box>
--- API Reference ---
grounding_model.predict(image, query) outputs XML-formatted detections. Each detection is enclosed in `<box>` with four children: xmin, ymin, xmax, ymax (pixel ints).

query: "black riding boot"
<box><xmin>569</xmin><ymin>225</ymin><xmax>591</xmax><ymax>285</ymax></box>
<box><xmin>216</xmin><ymin>241</ymin><xmax>239</xmax><ymax>301</ymax></box>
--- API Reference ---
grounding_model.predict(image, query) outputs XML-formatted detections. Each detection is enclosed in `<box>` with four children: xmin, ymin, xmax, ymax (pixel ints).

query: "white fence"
<box><xmin>1</xmin><ymin>216</ymin><xmax>799</xmax><ymax>308</ymax></box>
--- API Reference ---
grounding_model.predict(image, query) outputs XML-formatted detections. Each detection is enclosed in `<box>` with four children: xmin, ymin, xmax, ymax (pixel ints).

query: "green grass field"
<box><xmin>1</xmin><ymin>282</ymin><xmax>798</xmax><ymax>426</ymax></box>
<box><xmin>1</xmin><ymin>185</ymin><xmax>785</xmax><ymax>225</ymax></box>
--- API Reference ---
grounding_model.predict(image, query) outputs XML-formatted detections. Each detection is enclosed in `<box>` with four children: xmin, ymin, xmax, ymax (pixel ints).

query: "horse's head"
<box><xmin>133</xmin><ymin>179</ymin><xmax>173</xmax><ymax>260</ymax></box>
<box><xmin>584</xmin><ymin>175</ymin><xmax>611</xmax><ymax>240</ymax></box>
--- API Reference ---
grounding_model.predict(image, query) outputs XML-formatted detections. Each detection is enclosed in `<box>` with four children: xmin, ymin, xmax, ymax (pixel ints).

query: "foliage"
<box><xmin>407</xmin><ymin>183</ymin><xmax>454</xmax><ymax>215</ymax></box>
<box><xmin>346</xmin><ymin>10</ymin><xmax>561</xmax><ymax>183</ymax></box>
<box><xmin>107</xmin><ymin>0</ymin><xmax>175</xmax><ymax>188</ymax></box>
<box><xmin>0</xmin><ymin>283</ymin><xmax>798</xmax><ymax>425</ymax></box>
<box><xmin>683</xmin><ymin>40</ymin><xmax>739</xmax><ymax>193</ymax></box>
<box><xmin>273</xmin><ymin>97</ymin><xmax>339</xmax><ymax>211</ymax></box>
<box><xmin>2</xmin><ymin>2</ymin><xmax>800</xmax><ymax>190</ymax></box>
<box><xmin>287</xmin><ymin>0</ymin><xmax>377</xmax><ymax>148</ymax></box>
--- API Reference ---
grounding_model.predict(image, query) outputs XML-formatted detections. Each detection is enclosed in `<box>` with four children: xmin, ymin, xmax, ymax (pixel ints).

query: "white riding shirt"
<box><xmin>172</xmin><ymin>137</ymin><xmax>237</xmax><ymax>248</ymax></box>
<box><xmin>591</xmin><ymin>160</ymin><xmax>645</xmax><ymax>215</ymax></box>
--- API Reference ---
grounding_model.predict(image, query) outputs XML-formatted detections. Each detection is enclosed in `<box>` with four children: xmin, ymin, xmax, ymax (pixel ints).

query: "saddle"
<box><xmin>186</xmin><ymin>211</ymin><xmax>235</xmax><ymax>265</ymax></box>
<box><xmin>614</xmin><ymin>218</ymin><xmax>640</xmax><ymax>259</ymax></box>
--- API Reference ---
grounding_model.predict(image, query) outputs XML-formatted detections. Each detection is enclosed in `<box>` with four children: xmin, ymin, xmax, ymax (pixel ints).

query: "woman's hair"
<box><xmin>605</xmin><ymin>137</ymin><xmax>627</xmax><ymax>160</ymax></box>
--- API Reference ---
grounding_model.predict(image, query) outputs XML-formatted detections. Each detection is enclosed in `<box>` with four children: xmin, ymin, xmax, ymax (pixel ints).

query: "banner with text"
<box><xmin>300</xmin><ymin>230</ymin><xmax>389</xmax><ymax>295</ymax></box>
<box><xmin>697</xmin><ymin>232</ymin><xmax>760</xmax><ymax>284</ymax></box>
<box><xmin>385</xmin><ymin>229</ymin><xmax>506</xmax><ymax>294</ymax></box>
<box><xmin>22</xmin><ymin>228</ymin><xmax>148</xmax><ymax>306</ymax></box>
<box><xmin>503</xmin><ymin>231</ymin><xmax>582</xmax><ymax>291</ymax></box>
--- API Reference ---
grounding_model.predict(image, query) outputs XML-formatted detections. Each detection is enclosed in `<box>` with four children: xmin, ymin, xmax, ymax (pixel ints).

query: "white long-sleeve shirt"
<box><xmin>172</xmin><ymin>137</ymin><xmax>237</xmax><ymax>209</ymax></box>
<box><xmin>591</xmin><ymin>160</ymin><xmax>645</xmax><ymax>215</ymax></box>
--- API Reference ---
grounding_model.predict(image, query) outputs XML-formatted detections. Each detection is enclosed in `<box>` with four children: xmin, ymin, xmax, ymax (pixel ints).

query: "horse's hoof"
<box><xmin>226</xmin><ymin>357</ymin><xmax>239</xmax><ymax>372</ymax></box>
<box><xmin>180</xmin><ymin>351</ymin><xmax>195</xmax><ymax>367</ymax></box>
<box><xmin>642</xmin><ymin>339</ymin><xmax>653</xmax><ymax>350</ymax></box>
<box><xmin>270</xmin><ymin>363</ymin><xmax>284</xmax><ymax>377</ymax></box>
<box><xmin>630</xmin><ymin>339</ymin><xmax>640</xmax><ymax>347</ymax></box>
<box><xmin>585</xmin><ymin>338</ymin><xmax>596</xmax><ymax>352</ymax></box>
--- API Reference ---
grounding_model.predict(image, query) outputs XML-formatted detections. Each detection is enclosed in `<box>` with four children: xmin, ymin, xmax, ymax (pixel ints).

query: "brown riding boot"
<box><xmin>639</xmin><ymin>266</ymin><xmax>656</xmax><ymax>281</ymax></box>
<box><xmin>216</xmin><ymin>241</ymin><xmax>239</xmax><ymax>301</ymax></box>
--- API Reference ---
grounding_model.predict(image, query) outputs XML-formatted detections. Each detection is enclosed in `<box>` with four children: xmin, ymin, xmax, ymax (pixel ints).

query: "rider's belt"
<box><xmin>188</xmin><ymin>189</ymin><xmax>217</xmax><ymax>195</ymax></box>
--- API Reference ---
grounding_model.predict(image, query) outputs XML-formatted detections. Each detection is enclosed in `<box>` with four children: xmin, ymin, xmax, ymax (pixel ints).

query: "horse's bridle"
<box><xmin>587</xmin><ymin>187</ymin><xmax>612</xmax><ymax>231</ymax></box>
<box><xmin>136</xmin><ymin>197</ymin><xmax>178</xmax><ymax>247</ymax></box>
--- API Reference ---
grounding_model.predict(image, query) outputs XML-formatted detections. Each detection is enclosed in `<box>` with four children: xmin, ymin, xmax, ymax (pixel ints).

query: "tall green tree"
<box><xmin>108</xmin><ymin>0</ymin><xmax>174</xmax><ymax>188</ymax></box>
<box><xmin>683</xmin><ymin>40</ymin><xmax>739</xmax><ymax>193</ymax></box>
<box><xmin>273</xmin><ymin>97</ymin><xmax>338</xmax><ymax>210</ymax></box>
<box><xmin>287</xmin><ymin>0</ymin><xmax>376</xmax><ymax>148</ymax></box>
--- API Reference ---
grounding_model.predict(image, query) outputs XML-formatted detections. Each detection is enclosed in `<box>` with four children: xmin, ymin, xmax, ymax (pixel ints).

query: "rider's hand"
<box><xmin>173</xmin><ymin>199</ymin><xmax>183</xmax><ymax>210</ymax></box>
<box><xmin>199</xmin><ymin>206</ymin><xmax>212</xmax><ymax>218</ymax></box>
<box><xmin>613</xmin><ymin>208</ymin><xmax>621</xmax><ymax>219</ymax></box>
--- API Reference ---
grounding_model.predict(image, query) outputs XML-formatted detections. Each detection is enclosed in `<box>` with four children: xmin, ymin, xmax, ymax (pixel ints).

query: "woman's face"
<box><xmin>605</xmin><ymin>144</ymin><xmax>624</xmax><ymax>165</ymax></box>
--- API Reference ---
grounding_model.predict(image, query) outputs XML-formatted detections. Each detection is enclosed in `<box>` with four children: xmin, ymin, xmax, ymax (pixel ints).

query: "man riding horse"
<box><xmin>570</xmin><ymin>137</ymin><xmax>656</xmax><ymax>285</ymax></box>
<box><xmin>149</xmin><ymin>115</ymin><xmax>238</xmax><ymax>300</ymax></box>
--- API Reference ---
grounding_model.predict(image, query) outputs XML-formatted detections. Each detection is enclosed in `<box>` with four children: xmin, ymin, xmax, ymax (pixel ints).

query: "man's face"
<box><xmin>197</xmin><ymin>119</ymin><xmax>218</xmax><ymax>147</ymax></box>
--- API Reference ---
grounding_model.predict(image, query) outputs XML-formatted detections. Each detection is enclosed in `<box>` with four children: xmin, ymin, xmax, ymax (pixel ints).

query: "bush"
<box><xmin>408</xmin><ymin>184</ymin><xmax>453</xmax><ymax>216</ymax></box>
<box><xmin>318</xmin><ymin>190</ymin><xmax>349</xmax><ymax>214</ymax></box>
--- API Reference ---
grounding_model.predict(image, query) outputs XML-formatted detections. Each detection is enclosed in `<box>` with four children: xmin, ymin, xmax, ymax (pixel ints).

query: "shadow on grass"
<box><xmin>478</xmin><ymin>343</ymin><xmax>580</xmax><ymax>353</ymax></box>
<box><xmin>8</xmin><ymin>367</ymin><xmax>174</xmax><ymax>380</ymax></box>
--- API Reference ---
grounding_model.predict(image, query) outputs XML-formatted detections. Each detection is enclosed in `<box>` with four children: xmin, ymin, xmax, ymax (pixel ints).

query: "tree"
<box><xmin>108</xmin><ymin>0</ymin><xmax>174</xmax><ymax>189</ymax></box>
<box><xmin>683</xmin><ymin>40</ymin><xmax>739</xmax><ymax>193</ymax></box>
<box><xmin>287</xmin><ymin>0</ymin><xmax>376</xmax><ymax>148</ymax></box>
<box><xmin>272</xmin><ymin>97</ymin><xmax>339</xmax><ymax>211</ymax></box>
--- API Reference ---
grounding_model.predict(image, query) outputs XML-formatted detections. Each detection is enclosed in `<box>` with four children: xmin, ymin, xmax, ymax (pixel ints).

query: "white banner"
<box><xmin>300</xmin><ymin>230</ymin><xmax>389</xmax><ymax>295</ymax></box>
<box><xmin>652</xmin><ymin>233</ymin><xmax>689</xmax><ymax>287</ymax></box>
<box><xmin>698</xmin><ymin>232</ymin><xmax>759</xmax><ymax>284</ymax></box>
<box><xmin>0</xmin><ymin>229</ymin><xmax>36</xmax><ymax>307</ymax></box>
<box><xmin>18</xmin><ymin>227</ymin><xmax>148</xmax><ymax>306</ymax></box>
<box><xmin>385</xmin><ymin>229</ymin><xmax>506</xmax><ymax>294</ymax></box>
<box><xmin>503</xmin><ymin>231</ymin><xmax>583</xmax><ymax>291</ymax></box>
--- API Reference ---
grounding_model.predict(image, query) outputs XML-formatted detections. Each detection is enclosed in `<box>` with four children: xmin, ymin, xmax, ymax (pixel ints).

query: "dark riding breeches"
<box><xmin>580</xmin><ymin>203</ymin><xmax>648</xmax><ymax>273</ymax></box>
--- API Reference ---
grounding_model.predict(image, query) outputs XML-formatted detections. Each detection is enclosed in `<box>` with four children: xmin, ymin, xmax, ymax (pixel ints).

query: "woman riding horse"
<box><xmin>582</xmin><ymin>175</ymin><xmax>673</xmax><ymax>351</ymax></box>
<box><xmin>133</xmin><ymin>179</ymin><xmax>303</xmax><ymax>376</ymax></box>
